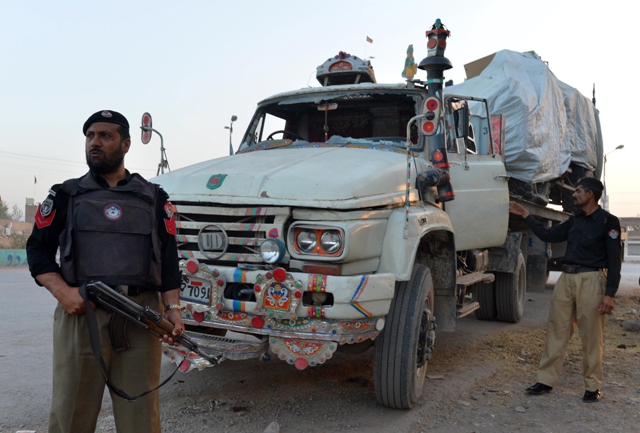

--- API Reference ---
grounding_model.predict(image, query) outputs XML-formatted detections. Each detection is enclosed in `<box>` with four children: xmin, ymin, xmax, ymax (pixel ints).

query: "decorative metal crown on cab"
<box><xmin>316</xmin><ymin>51</ymin><xmax>377</xmax><ymax>86</ymax></box>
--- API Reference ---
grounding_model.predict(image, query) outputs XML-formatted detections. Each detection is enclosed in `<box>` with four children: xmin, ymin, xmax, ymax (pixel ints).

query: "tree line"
<box><xmin>0</xmin><ymin>196</ymin><xmax>24</xmax><ymax>221</ymax></box>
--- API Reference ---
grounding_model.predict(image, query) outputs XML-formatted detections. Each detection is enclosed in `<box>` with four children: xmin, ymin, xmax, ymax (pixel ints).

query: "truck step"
<box><xmin>457</xmin><ymin>301</ymin><xmax>480</xmax><ymax>318</ymax></box>
<box><xmin>456</xmin><ymin>272</ymin><xmax>495</xmax><ymax>288</ymax></box>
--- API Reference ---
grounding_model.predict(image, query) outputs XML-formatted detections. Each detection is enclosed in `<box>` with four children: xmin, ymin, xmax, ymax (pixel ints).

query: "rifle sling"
<box><xmin>79</xmin><ymin>284</ymin><xmax>184</xmax><ymax>402</ymax></box>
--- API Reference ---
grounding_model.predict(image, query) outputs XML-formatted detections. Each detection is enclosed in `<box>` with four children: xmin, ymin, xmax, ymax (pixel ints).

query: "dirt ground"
<box><xmin>5</xmin><ymin>271</ymin><xmax>640</xmax><ymax>433</ymax></box>
<box><xmin>410</xmin><ymin>291</ymin><xmax>640</xmax><ymax>433</ymax></box>
<box><xmin>160</xmin><ymin>292</ymin><xmax>639</xmax><ymax>433</ymax></box>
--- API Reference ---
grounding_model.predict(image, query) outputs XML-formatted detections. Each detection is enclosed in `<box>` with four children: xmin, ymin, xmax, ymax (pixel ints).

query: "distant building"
<box><xmin>620</xmin><ymin>217</ymin><xmax>640</xmax><ymax>258</ymax></box>
<box><xmin>25</xmin><ymin>198</ymin><xmax>37</xmax><ymax>224</ymax></box>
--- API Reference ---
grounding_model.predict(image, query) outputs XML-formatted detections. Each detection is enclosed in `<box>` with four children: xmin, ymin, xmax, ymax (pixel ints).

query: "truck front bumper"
<box><xmin>164</xmin><ymin>261</ymin><xmax>395</xmax><ymax>371</ymax></box>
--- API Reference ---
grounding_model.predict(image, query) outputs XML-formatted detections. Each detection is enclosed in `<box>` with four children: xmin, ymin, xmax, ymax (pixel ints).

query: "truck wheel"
<box><xmin>374</xmin><ymin>263</ymin><xmax>435</xmax><ymax>409</ymax></box>
<box><xmin>473</xmin><ymin>282</ymin><xmax>497</xmax><ymax>321</ymax></box>
<box><xmin>495</xmin><ymin>251</ymin><xmax>526</xmax><ymax>323</ymax></box>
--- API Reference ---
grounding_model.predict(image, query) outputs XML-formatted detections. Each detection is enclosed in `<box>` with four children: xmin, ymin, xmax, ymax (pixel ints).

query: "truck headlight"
<box><xmin>320</xmin><ymin>230</ymin><xmax>342</xmax><ymax>253</ymax></box>
<box><xmin>293</xmin><ymin>227</ymin><xmax>344</xmax><ymax>256</ymax></box>
<box><xmin>296</xmin><ymin>230</ymin><xmax>317</xmax><ymax>253</ymax></box>
<box><xmin>260</xmin><ymin>239</ymin><xmax>286</xmax><ymax>263</ymax></box>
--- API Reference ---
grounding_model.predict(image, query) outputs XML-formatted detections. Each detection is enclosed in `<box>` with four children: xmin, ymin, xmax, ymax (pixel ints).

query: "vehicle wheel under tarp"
<box><xmin>495</xmin><ymin>251</ymin><xmax>526</xmax><ymax>323</ymax></box>
<box><xmin>374</xmin><ymin>263</ymin><xmax>435</xmax><ymax>409</ymax></box>
<box><xmin>508</xmin><ymin>178</ymin><xmax>549</xmax><ymax>206</ymax></box>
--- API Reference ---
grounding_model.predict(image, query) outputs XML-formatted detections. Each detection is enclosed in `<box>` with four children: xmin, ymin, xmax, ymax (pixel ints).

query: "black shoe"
<box><xmin>526</xmin><ymin>383</ymin><xmax>553</xmax><ymax>395</ymax></box>
<box><xmin>582</xmin><ymin>389</ymin><xmax>602</xmax><ymax>402</ymax></box>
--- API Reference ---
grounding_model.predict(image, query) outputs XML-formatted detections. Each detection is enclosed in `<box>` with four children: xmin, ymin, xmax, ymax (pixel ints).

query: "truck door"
<box><xmin>442</xmin><ymin>97</ymin><xmax>509</xmax><ymax>251</ymax></box>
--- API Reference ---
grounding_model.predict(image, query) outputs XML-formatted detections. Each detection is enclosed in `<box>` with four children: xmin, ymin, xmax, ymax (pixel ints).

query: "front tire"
<box><xmin>374</xmin><ymin>264</ymin><xmax>435</xmax><ymax>409</ymax></box>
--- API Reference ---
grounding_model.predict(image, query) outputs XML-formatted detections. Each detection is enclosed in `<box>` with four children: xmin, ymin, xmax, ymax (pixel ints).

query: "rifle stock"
<box><xmin>84</xmin><ymin>281</ymin><xmax>221</xmax><ymax>366</ymax></box>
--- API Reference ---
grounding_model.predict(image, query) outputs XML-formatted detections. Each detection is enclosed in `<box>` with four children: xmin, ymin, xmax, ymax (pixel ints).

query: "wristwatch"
<box><xmin>165</xmin><ymin>304</ymin><xmax>182</xmax><ymax>311</ymax></box>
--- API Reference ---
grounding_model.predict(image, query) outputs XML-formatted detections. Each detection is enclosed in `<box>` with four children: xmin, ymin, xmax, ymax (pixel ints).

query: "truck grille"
<box><xmin>173</xmin><ymin>202</ymin><xmax>291</xmax><ymax>266</ymax></box>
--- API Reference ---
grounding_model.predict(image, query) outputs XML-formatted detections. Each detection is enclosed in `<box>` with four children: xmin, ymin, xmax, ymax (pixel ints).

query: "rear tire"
<box><xmin>473</xmin><ymin>282</ymin><xmax>497</xmax><ymax>321</ymax></box>
<box><xmin>495</xmin><ymin>251</ymin><xmax>526</xmax><ymax>323</ymax></box>
<box><xmin>374</xmin><ymin>264</ymin><xmax>435</xmax><ymax>409</ymax></box>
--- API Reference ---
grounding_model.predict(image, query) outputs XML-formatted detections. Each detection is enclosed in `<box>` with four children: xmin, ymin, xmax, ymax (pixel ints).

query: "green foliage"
<box><xmin>9</xmin><ymin>232</ymin><xmax>28</xmax><ymax>249</ymax></box>
<box><xmin>10</xmin><ymin>204</ymin><xmax>23</xmax><ymax>221</ymax></box>
<box><xmin>0</xmin><ymin>198</ymin><xmax>9</xmax><ymax>219</ymax></box>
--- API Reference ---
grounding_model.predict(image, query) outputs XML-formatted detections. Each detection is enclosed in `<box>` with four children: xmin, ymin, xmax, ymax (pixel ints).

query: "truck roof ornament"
<box><xmin>417</xmin><ymin>19</ymin><xmax>455</xmax><ymax>203</ymax></box>
<box><xmin>402</xmin><ymin>44</ymin><xmax>418</xmax><ymax>81</ymax></box>
<box><xmin>316</xmin><ymin>51</ymin><xmax>376</xmax><ymax>86</ymax></box>
<box><xmin>418</xmin><ymin>19</ymin><xmax>453</xmax><ymax>73</ymax></box>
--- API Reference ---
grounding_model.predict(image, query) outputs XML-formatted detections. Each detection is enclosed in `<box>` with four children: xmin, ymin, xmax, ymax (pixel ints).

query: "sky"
<box><xmin>1</xmin><ymin>0</ymin><xmax>638</xmax><ymax>217</ymax></box>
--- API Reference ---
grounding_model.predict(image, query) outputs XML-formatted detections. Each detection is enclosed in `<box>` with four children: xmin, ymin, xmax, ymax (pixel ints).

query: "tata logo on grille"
<box><xmin>197</xmin><ymin>224</ymin><xmax>229</xmax><ymax>259</ymax></box>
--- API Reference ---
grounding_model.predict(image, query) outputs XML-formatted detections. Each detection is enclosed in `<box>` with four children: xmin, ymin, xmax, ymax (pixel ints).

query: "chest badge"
<box><xmin>104</xmin><ymin>204</ymin><xmax>123</xmax><ymax>221</ymax></box>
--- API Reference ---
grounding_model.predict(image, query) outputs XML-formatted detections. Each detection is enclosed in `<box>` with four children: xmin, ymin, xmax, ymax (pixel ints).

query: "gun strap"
<box><xmin>79</xmin><ymin>284</ymin><xmax>184</xmax><ymax>402</ymax></box>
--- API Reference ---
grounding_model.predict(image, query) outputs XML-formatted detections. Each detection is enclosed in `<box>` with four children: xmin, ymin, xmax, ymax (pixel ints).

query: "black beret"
<box><xmin>577</xmin><ymin>176</ymin><xmax>604</xmax><ymax>193</ymax></box>
<box><xmin>83</xmin><ymin>110</ymin><xmax>130</xmax><ymax>136</ymax></box>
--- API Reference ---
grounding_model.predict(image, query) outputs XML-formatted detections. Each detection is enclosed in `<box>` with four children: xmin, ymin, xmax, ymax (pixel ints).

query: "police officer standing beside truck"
<box><xmin>27</xmin><ymin>110</ymin><xmax>184</xmax><ymax>432</ymax></box>
<box><xmin>509</xmin><ymin>177</ymin><xmax>621</xmax><ymax>402</ymax></box>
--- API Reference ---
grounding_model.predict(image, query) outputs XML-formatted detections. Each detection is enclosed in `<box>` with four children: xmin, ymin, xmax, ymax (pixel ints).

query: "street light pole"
<box><xmin>603</xmin><ymin>144</ymin><xmax>624</xmax><ymax>211</ymax></box>
<box><xmin>225</xmin><ymin>115</ymin><xmax>238</xmax><ymax>155</ymax></box>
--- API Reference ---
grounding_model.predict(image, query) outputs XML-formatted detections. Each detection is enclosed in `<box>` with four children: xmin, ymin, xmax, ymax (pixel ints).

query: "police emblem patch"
<box><xmin>164</xmin><ymin>202</ymin><xmax>174</xmax><ymax>219</ymax></box>
<box><xmin>40</xmin><ymin>198</ymin><xmax>54</xmax><ymax>217</ymax></box>
<box><xmin>101</xmin><ymin>110</ymin><xmax>113</xmax><ymax>118</ymax></box>
<box><xmin>104</xmin><ymin>204</ymin><xmax>122</xmax><ymax>220</ymax></box>
<box><xmin>608</xmin><ymin>229</ymin><xmax>619</xmax><ymax>239</ymax></box>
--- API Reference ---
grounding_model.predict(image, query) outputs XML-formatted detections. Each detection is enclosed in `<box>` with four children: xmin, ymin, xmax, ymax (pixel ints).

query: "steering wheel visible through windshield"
<box><xmin>238</xmin><ymin>90</ymin><xmax>424</xmax><ymax>152</ymax></box>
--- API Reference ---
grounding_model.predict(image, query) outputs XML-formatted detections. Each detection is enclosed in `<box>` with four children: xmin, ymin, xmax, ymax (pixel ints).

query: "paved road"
<box><xmin>2</xmin><ymin>263</ymin><xmax>638</xmax><ymax>431</ymax></box>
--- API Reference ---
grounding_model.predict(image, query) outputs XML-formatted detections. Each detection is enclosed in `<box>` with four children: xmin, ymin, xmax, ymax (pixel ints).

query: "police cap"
<box><xmin>82</xmin><ymin>110</ymin><xmax>130</xmax><ymax>136</ymax></box>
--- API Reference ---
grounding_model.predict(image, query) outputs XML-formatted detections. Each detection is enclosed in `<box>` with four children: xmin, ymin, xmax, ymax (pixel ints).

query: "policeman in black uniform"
<box><xmin>509</xmin><ymin>177</ymin><xmax>621</xmax><ymax>403</ymax></box>
<box><xmin>27</xmin><ymin>110</ymin><xmax>183</xmax><ymax>433</ymax></box>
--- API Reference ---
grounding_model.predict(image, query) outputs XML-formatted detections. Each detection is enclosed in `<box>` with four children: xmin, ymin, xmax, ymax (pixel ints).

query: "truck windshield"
<box><xmin>238</xmin><ymin>91</ymin><xmax>423</xmax><ymax>152</ymax></box>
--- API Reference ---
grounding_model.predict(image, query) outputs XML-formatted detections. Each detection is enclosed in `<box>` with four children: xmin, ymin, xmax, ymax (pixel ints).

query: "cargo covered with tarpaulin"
<box><xmin>445</xmin><ymin>49</ymin><xmax>603</xmax><ymax>184</ymax></box>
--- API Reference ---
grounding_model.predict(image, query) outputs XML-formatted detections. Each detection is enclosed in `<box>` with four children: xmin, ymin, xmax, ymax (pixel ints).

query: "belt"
<box><xmin>114</xmin><ymin>285</ymin><xmax>147</xmax><ymax>296</ymax></box>
<box><xmin>562</xmin><ymin>264</ymin><xmax>600</xmax><ymax>274</ymax></box>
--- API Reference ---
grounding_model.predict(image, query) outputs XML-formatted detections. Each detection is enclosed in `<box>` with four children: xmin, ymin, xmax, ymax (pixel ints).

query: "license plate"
<box><xmin>180</xmin><ymin>275</ymin><xmax>212</xmax><ymax>305</ymax></box>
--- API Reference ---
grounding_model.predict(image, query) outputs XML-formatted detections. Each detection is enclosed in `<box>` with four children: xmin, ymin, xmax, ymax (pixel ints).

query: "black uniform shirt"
<box><xmin>27</xmin><ymin>170</ymin><xmax>181</xmax><ymax>292</ymax></box>
<box><xmin>524</xmin><ymin>207</ymin><xmax>621</xmax><ymax>297</ymax></box>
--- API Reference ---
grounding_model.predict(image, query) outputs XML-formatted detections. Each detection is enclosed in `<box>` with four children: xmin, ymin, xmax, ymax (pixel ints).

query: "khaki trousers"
<box><xmin>49</xmin><ymin>291</ymin><xmax>162</xmax><ymax>433</ymax></box>
<box><xmin>537</xmin><ymin>271</ymin><xmax>606</xmax><ymax>391</ymax></box>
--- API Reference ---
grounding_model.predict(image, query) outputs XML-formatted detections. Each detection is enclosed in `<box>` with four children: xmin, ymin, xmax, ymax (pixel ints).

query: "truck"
<box><xmin>151</xmin><ymin>19</ymin><xmax>598</xmax><ymax>409</ymax></box>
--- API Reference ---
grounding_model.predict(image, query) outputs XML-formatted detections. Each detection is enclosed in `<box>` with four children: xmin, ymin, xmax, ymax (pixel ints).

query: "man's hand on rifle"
<box><xmin>161</xmin><ymin>289</ymin><xmax>185</xmax><ymax>346</ymax></box>
<box><xmin>36</xmin><ymin>272</ymin><xmax>94</xmax><ymax>315</ymax></box>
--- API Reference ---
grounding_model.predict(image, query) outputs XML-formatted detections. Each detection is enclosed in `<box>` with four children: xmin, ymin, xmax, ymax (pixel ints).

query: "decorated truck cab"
<box><xmin>152</xmin><ymin>20</ymin><xmax>563</xmax><ymax>409</ymax></box>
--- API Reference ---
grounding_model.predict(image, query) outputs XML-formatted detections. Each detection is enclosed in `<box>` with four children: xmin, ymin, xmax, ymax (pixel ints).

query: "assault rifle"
<box><xmin>83</xmin><ymin>281</ymin><xmax>222</xmax><ymax>366</ymax></box>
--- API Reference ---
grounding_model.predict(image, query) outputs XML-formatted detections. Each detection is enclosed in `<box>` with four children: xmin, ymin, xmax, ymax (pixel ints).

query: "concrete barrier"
<box><xmin>0</xmin><ymin>249</ymin><xmax>28</xmax><ymax>267</ymax></box>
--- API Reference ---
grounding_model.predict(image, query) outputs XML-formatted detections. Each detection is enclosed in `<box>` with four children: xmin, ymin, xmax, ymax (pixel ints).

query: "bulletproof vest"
<box><xmin>59</xmin><ymin>172</ymin><xmax>162</xmax><ymax>288</ymax></box>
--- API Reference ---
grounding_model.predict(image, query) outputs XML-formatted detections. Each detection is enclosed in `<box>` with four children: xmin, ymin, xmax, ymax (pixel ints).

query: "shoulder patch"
<box><xmin>35</xmin><ymin>203</ymin><xmax>56</xmax><ymax>229</ymax></box>
<box><xmin>164</xmin><ymin>201</ymin><xmax>176</xmax><ymax>235</ymax></box>
<box><xmin>164</xmin><ymin>201</ymin><xmax>174</xmax><ymax>220</ymax></box>
<box><xmin>608</xmin><ymin>229</ymin><xmax>619</xmax><ymax>239</ymax></box>
<box><xmin>40</xmin><ymin>198</ymin><xmax>54</xmax><ymax>217</ymax></box>
<box><xmin>165</xmin><ymin>219</ymin><xmax>177</xmax><ymax>235</ymax></box>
